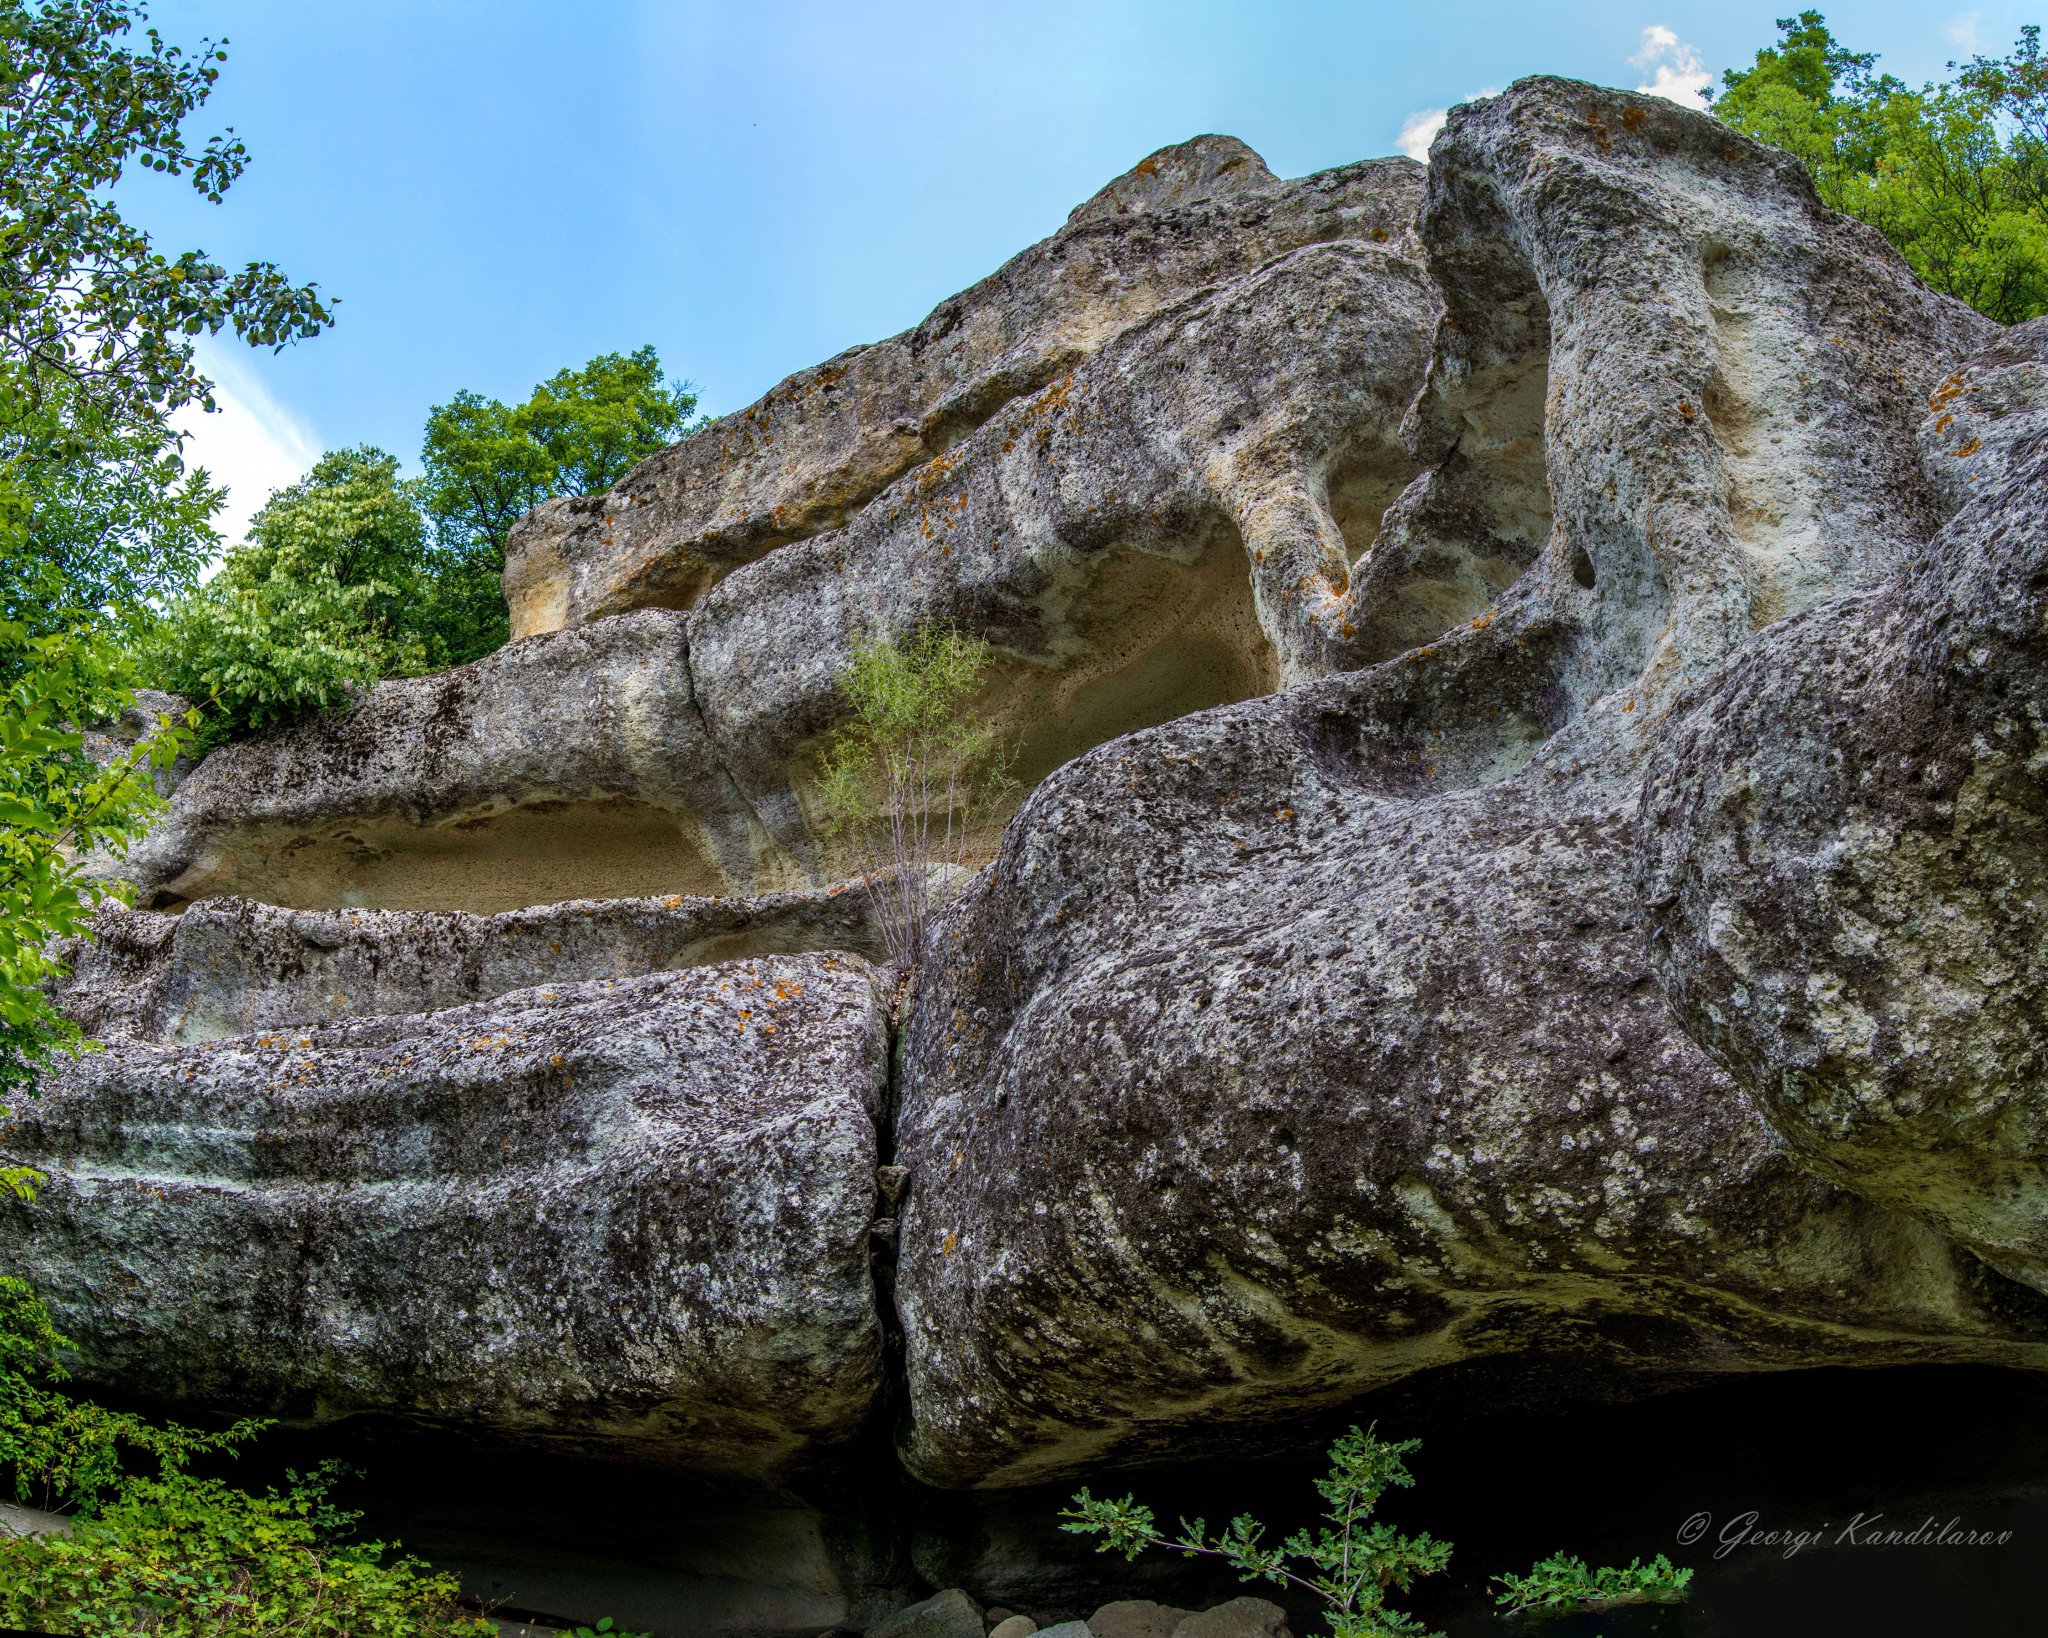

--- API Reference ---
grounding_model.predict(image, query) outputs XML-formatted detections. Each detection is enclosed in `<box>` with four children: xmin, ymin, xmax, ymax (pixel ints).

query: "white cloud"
<box><xmin>1631</xmin><ymin>24</ymin><xmax>1713</xmax><ymax>110</ymax></box>
<box><xmin>1396</xmin><ymin>107</ymin><xmax>1447</xmax><ymax>162</ymax></box>
<box><xmin>1946</xmin><ymin>11</ymin><xmax>1983</xmax><ymax>51</ymax></box>
<box><xmin>1395</xmin><ymin>90</ymin><xmax>1499</xmax><ymax>163</ymax></box>
<box><xmin>170</xmin><ymin>340</ymin><xmax>322</xmax><ymax>555</ymax></box>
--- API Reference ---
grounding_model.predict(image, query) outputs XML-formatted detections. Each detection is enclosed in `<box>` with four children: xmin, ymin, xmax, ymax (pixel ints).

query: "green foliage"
<box><xmin>144</xmin><ymin>446</ymin><xmax>443</xmax><ymax>743</ymax></box>
<box><xmin>1712</xmin><ymin>13</ymin><xmax>2048</xmax><ymax>320</ymax></box>
<box><xmin>814</xmin><ymin>626</ymin><xmax>1012</xmax><ymax>966</ymax></box>
<box><xmin>0</xmin><ymin>1466</ymin><xmax>495</xmax><ymax>1636</ymax></box>
<box><xmin>0</xmin><ymin>373</ymin><xmax>222</xmax><ymax>679</ymax></box>
<box><xmin>559</xmin><ymin>1621</ymin><xmax>649</xmax><ymax>1638</ymax></box>
<box><xmin>1493</xmin><ymin>1551</ymin><xmax>1693</xmax><ymax>1617</ymax></box>
<box><xmin>145</xmin><ymin>347</ymin><xmax>705</xmax><ymax>724</ymax></box>
<box><xmin>0</xmin><ymin>1276</ymin><xmax>262</xmax><ymax>1511</ymax></box>
<box><xmin>0</xmin><ymin>0</ymin><xmax>332</xmax><ymax>429</ymax></box>
<box><xmin>1062</xmin><ymin>1426</ymin><xmax>1453</xmax><ymax>1638</ymax></box>
<box><xmin>0</xmin><ymin>23</ymin><xmax>477</xmax><ymax>1629</ymax></box>
<box><xmin>0</xmin><ymin>628</ymin><xmax>193</xmax><ymax>1112</ymax></box>
<box><xmin>0</xmin><ymin>0</ymin><xmax>320</xmax><ymax>1099</ymax></box>
<box><xmin>1063</xmin><ymin>1427</ymin><xmax>1693</xmax><ymax>1638</ymax></box>
<box><xmin>409</xmin><ymin>345</ymin><xmax>702</xmax><ymax>665</ymax></box>
<box><xmin>421</xmin><ymin>345</ymin><xmax>701</xmax><ymax>557</ymax></box>
<box><xmin>0</xmin><ymin>1278</ymin><xmax>490</xmax><ymax>1636</ymax></box>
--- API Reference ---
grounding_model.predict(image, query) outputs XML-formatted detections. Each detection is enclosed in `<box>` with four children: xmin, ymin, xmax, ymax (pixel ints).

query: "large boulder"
<box><xmin>4</xmin><ymin>954</ymin><xmax>891</xmax><ymax>1476</ymax></box>
<box><xmin>1642</xmin><ymin>319</ymin><xmax>2048</xmax><ymax>1292</ymax></box>
<box><xmin>501</xmin><ymin>138</ymin><xmax>1421</xmax><ymax>639</ymax></box>
<box><xmin>887</xmin><ymin>78</ymin><xmax>2038</xmax><ymax>1489</ymax></box>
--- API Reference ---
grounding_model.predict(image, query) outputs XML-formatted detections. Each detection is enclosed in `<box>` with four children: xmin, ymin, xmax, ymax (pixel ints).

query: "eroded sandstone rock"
<box><xmin>120</xmin><ymin>280</ymin><xmax>1433</xmax><ymax>914</ymax></box>
<box><xmin>3</xmin><ymin>954</ymin><xmax>890</xmax><ymax>1474</ymax></box>
<box><xmin>109</xmin><ymin>608</ymin><xmax>778</xmax><ymax>912</ymax></box>
<box><xmin>51</xmin><ymin>882</ymin><xmax>897</xmax><ymax>1043</ymax></box>
<box><xmin>888</xmin><ymin>79</ymin><xmax>2036</xmax><ymax>1489</ymax></box>
<box><xmin>1642</xmin><ymin>321</ymin><xmax>2048</xmax><ymax>1293</ymax></box>
<box><xmin>687</xmin><ymin>237</ymin><xmax>1437</xmax><ymax>871</ymax></box>
<box><xmin>501</xmin><ymin>138</ymin><xmax>1420</xmax><ymax>640</ymax></box>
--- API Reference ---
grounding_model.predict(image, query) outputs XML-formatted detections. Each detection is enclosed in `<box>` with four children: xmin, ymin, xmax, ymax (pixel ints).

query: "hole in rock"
<box><xmin>1348</xmin><ymin>346</ymin><xmax>1555</xmax><ymax>665</ymax></box>
<box><xmin>1328</xmin><ymin>441</ymin><xmax>1421</xmax><ymax>568</ymax></box>
<box><xmin>992</xmin><ymin>528</ymin><xmax>1280</xmax><ymax>807</ymax></box>
<box><xmin>161</xmin><ymin>797</ymin><xmax>734</xmax><ymax>916</ymax></box>
<box><xmin>1571</xmin><ymin>545</ymin><xmax>1596</xmax><ymax>588</ymax></box>
<box><xmin>806</xmin><ymin>523</ymin><xmax>1280</xmax><ymax>870</ymax></box>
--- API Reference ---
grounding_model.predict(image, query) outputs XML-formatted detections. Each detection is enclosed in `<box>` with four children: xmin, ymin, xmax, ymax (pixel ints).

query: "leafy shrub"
<box><xmin>815</xmin><ymin>626</ymin><xmax>1013</xmax><ymax>967</ymax></box>
<box><xmin>0</xmin><ymin>1276</ymin><xmax>261</xmax><ymax>1511</ymax></box>
<box><xmin>0</xmin><ymin>1466</ymin><xmax>494</xmax><ymax>1637</ymax></box>
<box><xmin>0</xmin><ymin>1276</ymin><xmax>491</xmax><ymax>1636</ymax></box>
<box><xmin>144</xmin><ymin>561</ymin><xmax>398</xmax><ymax>746</ymax></box>
<box><xmin>1063</xmin><ymin>1425</ymin><xmax>1451</xmax><ymax>1638</ymax></box>
<box><xmin>1062</xmin><ymin>1425</ymin><xmax>1692</xmax><ymax>1638</ymax></box>
<box><xmin>1493</xmin><ymin>1551</ymin><xmax>1693</xmax><ymax>1616</ymax></box>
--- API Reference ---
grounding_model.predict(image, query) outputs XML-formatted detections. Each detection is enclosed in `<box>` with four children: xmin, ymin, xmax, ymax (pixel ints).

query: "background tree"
<box><xmin>1712</xmin><ymin>13</ymin><xmax>2048</xmax><ymax>321</ymax></box>
<box><xmin>147</xmin><ymin>346</ymin><xmax>706</xmax><ymax>721</ymax></box>
<box><xmin>0</xmin><ymin>0</ymin><xmax>328</xmax><ymax>1099</ymax></box>
<box><xmin>141</xmin><ymin>447</ymin><xmax>427</xmax><ymax>744</ymax></box>
<box><xmin>415</xmin><ymin>345</ymin><xmax>702</xmax><ymax>661</ymax></box>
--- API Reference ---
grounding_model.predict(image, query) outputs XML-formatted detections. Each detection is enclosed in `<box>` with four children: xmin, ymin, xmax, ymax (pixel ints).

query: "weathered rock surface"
<box><xmin>109</xmin><ymin>609</ymin><xmax>780</xmax><ymax>912</ymax></box>
<box><xmin>1917</xmin><ymin>316</ymin><xmax>2048</xmax><ymax>517</ymax></box>
<box><xmin>4</xmin><ymin>954</ymin><xmax>890</xmax><ymax>1474</ymax></box>
<box><xmin>889</xmin><ymin>78</ymin><xmax>2039</xmax><ymax>1489</ymax></box>
<box><xmin>28</xmin><ymin>75</ymin><xmax>2048</xmax><ymax>1628</ymax></box>
<box><xmin>1089</xmin><ymin>1601</ymin><xmax>1193</xmax><ymax>1638</ymax></box>
<box><xmin>502</xmin><ymin>138</ymin><xmax>1421</xmax><ymax>640</ymax></box>
<box><xmin>115</xmin><ymin>207</ymin><xmax>1435</xmax><ymax>911</ymax></box>
<box><xmin>869</xmin><ymin>1587</ymin><xmax>985</xmax><ymax>1638</ymax></box>
<box><xmin>687</xmin><ymin>236</ymin><xmax>1436</xmax><ymax>868</ymax></box>
<box><xmin>50</xmin><ymin>881</ymin><xmax>898</xmax><ymax>1043</ymax></box>
<box><xmin>1173</xmin><ymin>1599</ymin><xmax>1290</xmax><ymax>1638</ymax></box>
<box><xmin>1642</xmin><ymin>320</ymin><xmax>2048</xmax><ymax>1292</ymax></box>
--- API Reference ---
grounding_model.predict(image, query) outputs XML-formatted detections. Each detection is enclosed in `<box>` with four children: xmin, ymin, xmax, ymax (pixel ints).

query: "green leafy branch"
<box><xmin>1063</xmin><ymin>1426</ymin><xmax>1453</xmax><ymax>1638</ymax></box>
<box><xmin>1493</xmin><ymin>1551</ymin><xmax>1693</xmax><ymax>1617</ymax></box>
<box><xmin>1062</xmin><ymin>1426</ymin><xmax>1693</xmax><ymax>1638</ymax></box>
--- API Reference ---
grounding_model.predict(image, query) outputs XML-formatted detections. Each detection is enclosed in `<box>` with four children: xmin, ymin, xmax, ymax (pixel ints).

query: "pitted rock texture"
<box><xmin>118</xmin><ymin>165</ymin><xmax>1435</xmax><ymax>912</ymax></box>
<box><xmin>888</xmin><ymin>79</ymin><xmax>2036</xmax><ymax>1488</ymax></box>
<box><xmin>502</xmin><ymin>137</ymin><xmax>1421</xmax><ymax>639</ymax></box>
<box><xmin>3</xmin><ymin>954</ymin><xmax>890</xmax><ymax>1474</ymax></box>
<box><xmin>892</xmin><ymin>672</ymin><xmax>2048</xmax><ymax>1487</ymax></box>
<box><xmin>1918</xmin><ymin>315</ymin><xmax>2048</xmax><ymax>517</ymax></box>
<box><xmin>44</xmin><ymin>76</ymin><xmax>2048</xmax><ymax>1511</ymax></box>
<box><xmin>109</xmin><ymin>608</ymin><xmax>782</xmax><ymax>913</ymax></box>
<box><xmin>1642</xmin><ymin>324</ymin><xmax>2048</xmax><ymax>1292</ymax></box>
<box><xmin>50</xmin><ymin>881</ymin><xmax>901</xmax><ymax>1043</ymax></box>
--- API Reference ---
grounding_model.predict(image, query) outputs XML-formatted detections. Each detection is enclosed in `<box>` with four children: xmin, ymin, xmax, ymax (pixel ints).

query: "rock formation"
<box><xmin>1642</xmin><ymin>316</ymin><xmax>2048</xmax><ymax>1293</ymax></box>
<box><xmin>14</xmin><ymin>73</ymin><xmax>2048</xmax><ymax>1633</ymax></box>
<box><xmin>12</xmin><ymin>953</ymin><xmax>890</xmax><ymax>1476</ymax></box>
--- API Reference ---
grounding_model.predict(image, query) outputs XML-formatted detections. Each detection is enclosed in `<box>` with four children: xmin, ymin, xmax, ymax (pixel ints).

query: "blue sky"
<box><xmin>126</xmin><ymin>0</ymin><xmax>2028</xmax><ymax>543</ymax></box>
